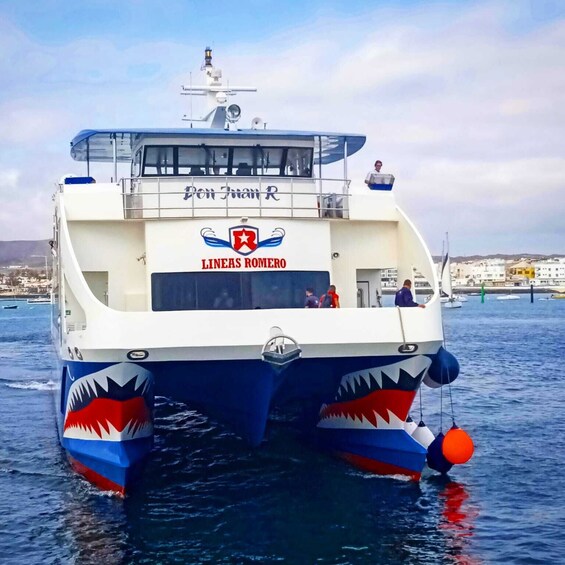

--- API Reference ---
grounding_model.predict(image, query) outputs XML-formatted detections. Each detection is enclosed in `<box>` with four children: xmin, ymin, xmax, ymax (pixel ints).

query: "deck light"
<box><xmin>226</xmin><ymin>104</ymin><xmax>241</xmax><ymax>123</ymax></box>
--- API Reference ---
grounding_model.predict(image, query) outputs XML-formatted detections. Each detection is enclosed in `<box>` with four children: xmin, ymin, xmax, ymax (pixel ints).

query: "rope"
<box><xmin>440</xmin><ymin>303</ymin><xmax>456</xmax><ymax>426</ymax></box>
<box><xmin>441</xmin><ymin>309</ymin><xmax>447</xmax><ymax>348</ymax></box>
<box><xmin>396</xmin><ymin>306</ymin><xmax>407</xmax><ymax>346</ymax></box>
<box><xmin>419</xmin><ymin>384</ymin><xmax>423</xmax><ymax>422</ymax></box>
<box><xmin>447</xmin><ymin>369</ymin><xmax>456</xmax><ymax>426</ymax></box>
<box><xmin>440</xmin><ymin>372</ymin><xmax>443</xmax><ymax>432</ymax></box>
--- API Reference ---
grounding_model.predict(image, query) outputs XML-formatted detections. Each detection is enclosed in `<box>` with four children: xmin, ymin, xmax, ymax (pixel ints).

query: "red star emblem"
<box><xmin>230</xmin><ymin>226</ymin><xmax>258</xmax><ymax>255</ymax></box>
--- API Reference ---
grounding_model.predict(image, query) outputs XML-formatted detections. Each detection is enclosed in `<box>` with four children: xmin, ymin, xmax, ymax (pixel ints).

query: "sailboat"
<box><xmin>440</xmin><ymin>234</ymin><xmax>462</xmax><ymax>309</ymax></box>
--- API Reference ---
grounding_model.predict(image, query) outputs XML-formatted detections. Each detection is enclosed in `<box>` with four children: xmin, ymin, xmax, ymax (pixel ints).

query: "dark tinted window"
<box><xmin>143</xmin><ymin>146</ymin><xmax>174</xmax><ymax>176</ymax></box>
<box><xmin>141</xmin><ymin>145</ymin><xmax>313</xmax><ymax>177</ymax></box>
<box><xmin>152</xmin><ymin>271</ymin><xmax>330</xmax><ymax>311</ymax></box>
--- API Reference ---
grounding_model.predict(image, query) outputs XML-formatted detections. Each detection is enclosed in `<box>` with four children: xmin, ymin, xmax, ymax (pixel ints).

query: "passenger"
<box><xmin>189</xmin><ymin>165</ymin><xmax>205</xmax><ymax>176</ymax></box>
<box><xmin>304</xmin><ymin>287</ymin><xmax>319</xmax><ymax>308</ymax></box>
<box><xmin>213</xmin><ymin>289</ymin><xmax>234</xmax><ymax>309</ymax></box>
<box><xmin>236</xmin><ymin>162</ymin><xmax>252</xmax><ymax>176</ymax></box>
<box><xmin>394</xmin><ymin>279</ymin><xmax>426</xmax><ymax>308</ymax></box>
<box><xmin>319</xmin><ymin>285</ymin><xmax>340</xmax><ymax>308</ymax></box>
<box><xmin>364</xmin><ymin>160</ymin><xmax>383</xmax><ymax>186</ymax></box>
<box><xmin>212</xmin><ymin>165</ymin><xmax>221</xmax><ymax>175</ymax></box>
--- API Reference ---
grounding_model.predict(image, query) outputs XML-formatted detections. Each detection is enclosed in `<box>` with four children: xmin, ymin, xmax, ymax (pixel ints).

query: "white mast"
<box><xmin>181</xmin><ymin>47</ymin><xmax>257</xmax><ymax>128</ymax></box>
<box><xmin>440</xmin><ymin>233</ymin><xmax>453</xmax><ymax>298</ymax></box>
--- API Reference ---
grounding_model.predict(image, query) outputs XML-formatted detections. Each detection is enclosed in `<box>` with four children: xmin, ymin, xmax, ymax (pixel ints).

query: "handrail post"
<box><xmin>343</xmin><ymin>137</ymin><xmax>348</xmax><ymax>195</ymax></box>
<box><xmin>225</xmin><ymin>176</ymin><xmax>229</xmax><ymax>217</ymax></box>
<box><xmin>158</xmin><ymin>177</ymin><xmax>161</xmax><ymax>219</ymax></box>
<box><xmin>290</xmin><ymin>177</ymin><xmax>294</xmax><ymax>218</ymax></box>
<box><xmin>259</xmin><ymin>176</ymin><xmax>262</xmax><ymax>217</ymax></box>
<box><xmin>121</xmin><ymin>178</ymin><xmax>126</xmax><ymax>219</ymax></box>
<box><xmin>191</xmin><ymin>176</ymin><xmax>195</xmax><ymax>218</ymax></box>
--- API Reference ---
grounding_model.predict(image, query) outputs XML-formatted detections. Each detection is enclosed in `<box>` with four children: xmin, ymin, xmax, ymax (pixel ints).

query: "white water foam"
<box><xmin>5</xmin><ymin>379</ymin><xmax>57</xmax><ymax>391</ymax></box>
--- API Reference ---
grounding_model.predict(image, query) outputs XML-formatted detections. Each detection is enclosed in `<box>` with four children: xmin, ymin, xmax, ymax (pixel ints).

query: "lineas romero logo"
<box><xmin>200</xmin><ymin>226</ymin><xmax>287</xmax><ymax>269</ymax></box>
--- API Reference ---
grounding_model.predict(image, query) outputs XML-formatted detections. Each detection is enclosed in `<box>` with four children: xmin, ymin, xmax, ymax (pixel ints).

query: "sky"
<box><xmin>0</xmin><ymin>0</ymin><xmax>564</xmax><ymax>255</ymax></box>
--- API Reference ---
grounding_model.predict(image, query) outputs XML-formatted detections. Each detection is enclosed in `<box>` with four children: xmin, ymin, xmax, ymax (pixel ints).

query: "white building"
<box><xmin>471</xmin><ymin>260</ymin><xmax>507</xmax><ymax>285</ymax></box>
<box><xmin>533</xmin><ymin>258</ymin><xmax>565</xmax><ymax>286</ymax></box>
<box><xmin>451</xmin><ymin>261</ymin><xmax>475</xmax><ymax>287</ymax></box>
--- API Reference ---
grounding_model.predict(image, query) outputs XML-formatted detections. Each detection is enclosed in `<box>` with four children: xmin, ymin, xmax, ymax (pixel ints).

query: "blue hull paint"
<box><xmin>318</xmin><ymin>428</ymin><xmax>427</xmax><ymax>473</ymax></box>
<box><xmin>56</xmin><ymin>354</ymin><xmax>435</xmax><ymax>492</ymax></box>
<box><xmin>63</xmin><ymin>437</ymin><xmax>153</xmax><ymax>489</ymax></box>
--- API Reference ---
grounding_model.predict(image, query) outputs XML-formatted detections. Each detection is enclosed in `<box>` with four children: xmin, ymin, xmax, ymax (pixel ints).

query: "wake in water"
<box><xmin>4</xmin><ymin>379</ymin><xmax>57</xmax><ymax>391</ymax></box>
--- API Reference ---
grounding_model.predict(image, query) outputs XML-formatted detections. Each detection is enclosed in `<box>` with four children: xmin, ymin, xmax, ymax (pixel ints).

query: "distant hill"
<box><xmin>0</xmin><ymin>240</ymin><xmax>51</xmax><ymax>268</ymax></box>
<box><xmin>0</xmin><ymin>240</ymin><xmax>562</xmax><ymax>269</ymax></box>
<box><xmin>432</xmin><ymin>253</ymin><xmax>563</xmax><ymax>262</ymax></box>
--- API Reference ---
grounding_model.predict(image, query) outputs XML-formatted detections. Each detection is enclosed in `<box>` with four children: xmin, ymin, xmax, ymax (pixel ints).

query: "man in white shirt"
<box><xmin>365</xmin><ymin>160</ymin><xmax>383</xmax><ymax>185</ymax></box>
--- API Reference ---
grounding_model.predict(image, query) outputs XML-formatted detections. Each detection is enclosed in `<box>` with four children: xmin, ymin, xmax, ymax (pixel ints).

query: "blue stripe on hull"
<box><xmin>63</xmin><ymin>436</ymin><xmax>153</xmax><ymax>489</ymax></box>
<box><xmin>318</xmin><ymin>428</ymin><xmax>427</xmax><ymax>473</ymax></box>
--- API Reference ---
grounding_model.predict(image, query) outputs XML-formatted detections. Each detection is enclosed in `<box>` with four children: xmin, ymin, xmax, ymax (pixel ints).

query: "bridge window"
<box><xmin>178</xmin><ymin>147</ymin><xmax>207</xmax><ymax>176</ymax></box>
<box><xmin>208</xmin><ymin>147</ymin><xmax>230</xmax><ymax>175</ymax></box>
<box><xmin>143</xmin><ymin>146</ymin><xmax>174</xmax><ymax>176</ymax></box>
<box><xmin>151</xmin><ymin>270</ymin><xmax>330</xmax><ymax>311</ymax></box>
<box><xmin>285</xmin><ymin>147</ymin><xmax>312</xmax><ymax>176</ymax></box>
<box><xmin>140</xmin><ymin>145</ymin><xmax>313</xmax><ymax>177</ymax></box>
<box><xmin>258</xmin><ymin>147</ymin><xmax>284</xmax><ymax>175</ymax></box>
<box><xmin>232</xmin><ymin>147</ymin><xmax>255</xmax><ymax>176</ymax></box>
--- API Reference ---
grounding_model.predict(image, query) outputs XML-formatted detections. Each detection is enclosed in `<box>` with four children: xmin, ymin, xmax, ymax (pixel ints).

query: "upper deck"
<box><xmin>64</xmin><ymin>128</ymin><xmax>397</xmax><ymax>222</ymax></box>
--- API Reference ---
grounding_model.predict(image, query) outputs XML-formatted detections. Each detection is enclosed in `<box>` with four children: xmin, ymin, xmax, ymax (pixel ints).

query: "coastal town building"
<box><xmin>470</xmin><ymin>260</ymin><xmax>506</xmax><ymax>286</ymax></box>
<box><xmin>508</xmin><ymin>260</ymin><xmax>535</xmax><ymax>280</ymax></box>
<box><xmin>532</xmin><ymin>258</ymin><xmax>565</xmax><ymax>286</ymax></box>
<box><xmin>451</xmin><ymin>261</ymin><xmax>475</xmax><ymax>287</ymax></box>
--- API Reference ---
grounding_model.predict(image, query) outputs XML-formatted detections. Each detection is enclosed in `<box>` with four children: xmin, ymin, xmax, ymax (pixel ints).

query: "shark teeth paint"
<box><xmin>63</xmin><ymin>363</ymin><xmax>153</xmax><ymax>441</ymax></box>
<box><xmin>318</xmin><ymin>357</ymin><xmax>431</xmax><ymax>430</ymax></box>
<box><xmin>333</xmin><ymin>357</ymin><xmax>431</xmax><ymax>401</ymax></box>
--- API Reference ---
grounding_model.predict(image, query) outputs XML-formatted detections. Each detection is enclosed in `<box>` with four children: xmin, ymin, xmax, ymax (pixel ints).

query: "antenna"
<box><xmin>181</xmin><ymin>47</ymin><xmax>257</xmax><ymax>127</ymax></box>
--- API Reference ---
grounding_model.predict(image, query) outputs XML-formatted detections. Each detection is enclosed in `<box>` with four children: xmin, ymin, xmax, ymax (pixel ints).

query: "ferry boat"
<box><xmin>52</xmin><ymin>49</ymin><xmax>462</xmax><ymax>495</ymax></box>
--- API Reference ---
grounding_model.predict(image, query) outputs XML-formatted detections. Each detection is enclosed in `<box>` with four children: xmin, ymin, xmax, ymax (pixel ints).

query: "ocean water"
<box><xmin>0</xmin><ymin>297</ymin><xmax>564</xmax><ymax>564</ymax></box>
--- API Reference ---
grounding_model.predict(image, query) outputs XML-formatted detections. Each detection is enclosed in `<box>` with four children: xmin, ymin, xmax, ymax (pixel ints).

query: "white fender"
<box><xmin>404</xmin><ymin>415</ymin><xmax>418</xmax><ymax>435</ymax></box>
<box><xmin>411</xmin><ymin>420</ymin><xmax>435</xmax><ymax>448</ymax></box>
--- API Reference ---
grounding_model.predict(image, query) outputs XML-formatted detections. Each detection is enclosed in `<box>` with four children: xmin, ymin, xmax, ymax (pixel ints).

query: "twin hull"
<box><xmin>55</xmin><ymin>309</ymin><xmax>443</xmax><ymax>494</ymax></box>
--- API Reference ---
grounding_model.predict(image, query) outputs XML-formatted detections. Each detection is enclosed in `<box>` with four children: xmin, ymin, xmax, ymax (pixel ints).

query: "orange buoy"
<box><xmin>442</xmin><ymin>425</ymin><xmax>474</xmax><ymax>465</ymax></box>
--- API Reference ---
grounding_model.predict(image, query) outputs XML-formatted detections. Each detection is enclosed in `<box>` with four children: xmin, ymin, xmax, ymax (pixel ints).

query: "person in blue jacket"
<box><xmin>395</xmin><ymin>279</ymin><xmax>426</xmax><ymax>308</ymax></box>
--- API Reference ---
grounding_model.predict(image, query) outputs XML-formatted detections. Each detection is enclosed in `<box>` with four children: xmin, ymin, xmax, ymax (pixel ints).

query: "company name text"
<box><xmin>201</xmin><ymin>257</ymin><xmax>287</xmax><ymax>270</ymax></box>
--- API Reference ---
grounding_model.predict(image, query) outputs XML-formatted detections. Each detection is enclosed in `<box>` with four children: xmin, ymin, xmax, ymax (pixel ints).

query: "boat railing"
<box><xmin>120</xmin><ymin>176</ymin><xmax>351</xmax><ymax>220</ymax></box>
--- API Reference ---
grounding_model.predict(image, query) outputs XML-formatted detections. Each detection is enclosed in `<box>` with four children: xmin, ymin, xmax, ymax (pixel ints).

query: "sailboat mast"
<box><xmin>441</xmin><ymin>232</ymin><xmax>453</xmax><ymax>298</ymax></box>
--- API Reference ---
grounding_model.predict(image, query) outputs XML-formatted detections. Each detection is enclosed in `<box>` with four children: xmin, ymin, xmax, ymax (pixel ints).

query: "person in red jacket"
<box><xmin>319</xmin><ymin>285</ymin><xmax>341</xmax><ymax>308</ymax></box>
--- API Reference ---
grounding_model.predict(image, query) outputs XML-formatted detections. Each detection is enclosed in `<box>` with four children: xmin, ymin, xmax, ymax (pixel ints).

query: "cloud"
<box><xmin>0</xmin><ymin>169</ymin><xmax>20</xmax><ymax>193</ymax></box>
<box><xmin>0</xmin><ymin>1</ymin><xmax>563</xmax><ymax>253</ymax></box>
